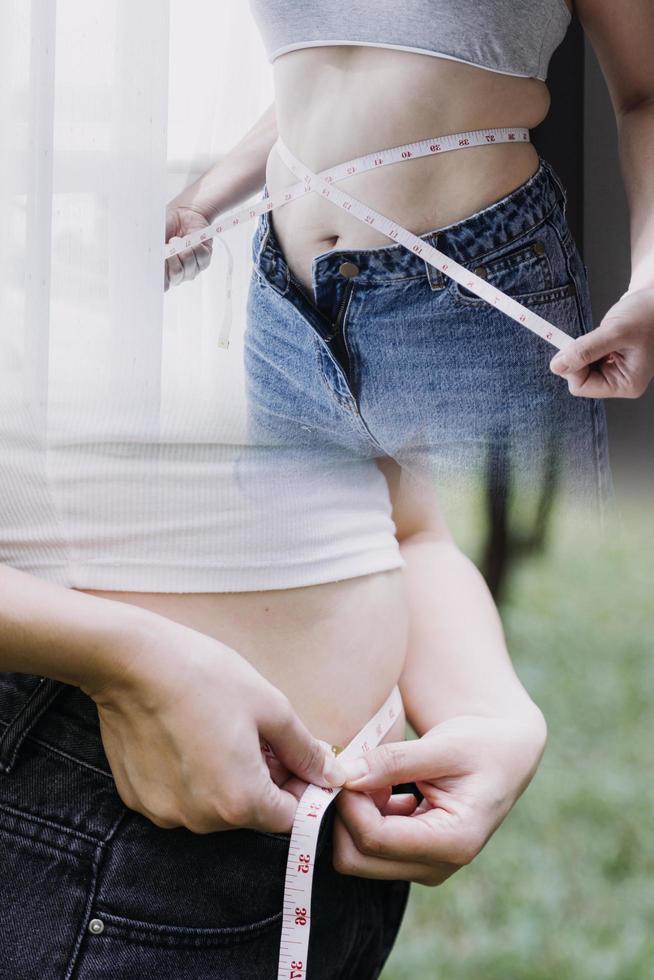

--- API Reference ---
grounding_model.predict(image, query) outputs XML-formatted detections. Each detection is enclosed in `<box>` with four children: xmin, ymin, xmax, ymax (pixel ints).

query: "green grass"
<box><xmin>382</xmin><ymin>489</ymin><xmax>654</xmax><ymax>980</ymax></box>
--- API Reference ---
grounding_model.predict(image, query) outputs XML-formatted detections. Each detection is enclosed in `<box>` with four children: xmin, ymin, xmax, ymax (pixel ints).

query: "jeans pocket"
<box><xmin>92</xmin><ymin>813</ymin><xmax>292</xmax><ymax>944</ymax></box>
<box><xmin>448</xmin><ymin>217</ymin><xmax>577</xmax><ymax>308</ymax></box>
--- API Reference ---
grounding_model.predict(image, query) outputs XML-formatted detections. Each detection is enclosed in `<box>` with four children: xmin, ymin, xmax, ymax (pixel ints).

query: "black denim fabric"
<box><xmin>0</xmin><ymin>672</ymin><xmax>410</xmax><ymax>979</ymax></box>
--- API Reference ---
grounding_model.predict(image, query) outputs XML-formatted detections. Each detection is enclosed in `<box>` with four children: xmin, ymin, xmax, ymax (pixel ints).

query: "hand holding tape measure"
<box><xmin>332</xmin><ymin>710</ymin><xmax>547</xmax><ymax>886</ymax></box>
<box><xmin>163</xmin><ymin>125</ymin><xmax>648</xmax><ymax>397</ymax></box>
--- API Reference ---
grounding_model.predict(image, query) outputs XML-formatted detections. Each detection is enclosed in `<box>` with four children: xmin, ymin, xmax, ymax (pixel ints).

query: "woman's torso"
<box><xmin>265</xmin><ymin>7</ymin><xmax>572</xmax><ymax>297</ymax></box>
<box><xmin>78</xmin><ymin>569</ymin><xmax>409</xmax><ymax>748</ymax></box>
<box><xmin>73</xmin><ymin>14</ymin><xmax>576</xmax><ymax>747</ymax></box>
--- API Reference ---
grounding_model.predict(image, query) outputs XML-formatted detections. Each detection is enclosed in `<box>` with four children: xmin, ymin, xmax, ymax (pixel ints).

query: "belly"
<box><xmin>266</xmin><ymin>45</ymin><xmax>551</xmax><ymax>297</ymax></box>
<box><xmin>78</xmin><ymin>568</ymin><xmax>409</xmax><ymax>747</ymax></box>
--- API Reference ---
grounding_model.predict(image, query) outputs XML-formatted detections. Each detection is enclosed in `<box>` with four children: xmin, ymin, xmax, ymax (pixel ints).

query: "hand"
<box><xmin>549</xmin><ymin>285</ymin><xmax>654</xmax><ymax>398</ymax></box>
<box><xmin>164</xmin><ymin>204</ymin><xmax>214</xmax><ymax>292</ymax></box>
<box><xmin>332</xmin><ymin>709</ymin><xmax>547</xmax><ymax>885</ymax></box>
<box><xmin>78</xmin><ymin>611</ymin><xmax>347</xmax><ymax>834</ymax></box>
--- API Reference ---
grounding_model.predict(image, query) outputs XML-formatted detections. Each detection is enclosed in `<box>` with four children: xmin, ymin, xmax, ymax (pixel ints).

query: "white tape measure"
<box><xmin>166</xmin><ymin>126</ymin><xmax>574</xmax><ymax>352</ymax></box>
<box><xmin>275</xmin><ymin>684</ymin><xmax>403</xmax><ymax>980</ymax></box>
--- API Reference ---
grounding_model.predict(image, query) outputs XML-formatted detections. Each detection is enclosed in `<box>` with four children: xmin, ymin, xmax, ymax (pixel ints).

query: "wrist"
<box><xmin>407</xmin><ymin>687</ymin><xmax>546</xmax><ymax>740</ymax></box>
<box><xmin>169</xmin><ymin>145</ymin><xmax>268</xmax><ymax>225</ymax></box>
<box><xmin>61</xmin><ymin>594</ymin><xmax>161</xmax><ymax>698</ymax></box>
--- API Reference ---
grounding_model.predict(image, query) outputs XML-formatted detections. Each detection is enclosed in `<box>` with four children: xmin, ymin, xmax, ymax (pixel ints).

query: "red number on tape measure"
<box><xmin>289</xmin><ymin>961</ymin><xmax>304</xmax><ymax>979</ymax></box>
<box><xmin>294</xmin><ymin>907</ymin><xmax>308</xmax><ymax>926</ymax></box>
<box><xmin>297</xmin><ymin>854</ymin><xmax>311</xmax><ymax>874</ymax></box>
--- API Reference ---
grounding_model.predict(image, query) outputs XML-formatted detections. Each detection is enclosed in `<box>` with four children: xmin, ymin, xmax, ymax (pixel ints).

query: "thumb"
<box><xmin>260</xmin><ymin>708</ymin><xmax>348</xmax><ymax>789</ymax></box>
<box><xmin>549</xmin><ymin>324</ymin><xmax>617</xmax><ymax>375</ymax></box>
<box><xmin>339</xmin><ymin>734</ymin><xmax>456</xmax><ymax>790</ymax></box>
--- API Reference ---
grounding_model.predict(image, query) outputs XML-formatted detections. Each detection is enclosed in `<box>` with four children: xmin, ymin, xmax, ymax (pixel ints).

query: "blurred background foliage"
<box><xmin>383</xmin><ymin>486</ymin><xmax>654</xmax><ymax>979</ymax></box>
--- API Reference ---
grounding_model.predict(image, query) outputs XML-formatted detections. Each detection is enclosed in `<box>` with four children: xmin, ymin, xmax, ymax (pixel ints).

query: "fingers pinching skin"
<box><xmin>339</xmin><ymin>732</ymin><xmax>459</xmax><ymax>791</ymax></box>
<box><xmin>259</xmin><ymin>694</ymin><xmax>348</xmax><ymax>789</ymax></box>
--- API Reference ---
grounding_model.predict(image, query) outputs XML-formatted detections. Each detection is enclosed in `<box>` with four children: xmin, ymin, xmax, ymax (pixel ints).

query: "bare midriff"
<box><xmin>266</xmin><ymin>42</ymin><xmax>563</xmax><ymax>300</ymax></box>
<box><xmin>75</xmin><ymin>26</ymin><xmax>573</xmax><ymax>749</ymax></box>
<box><xmin>79</xmin><ymin>568</ymin><xmax>409</xmax><ymax>749</ymax></box>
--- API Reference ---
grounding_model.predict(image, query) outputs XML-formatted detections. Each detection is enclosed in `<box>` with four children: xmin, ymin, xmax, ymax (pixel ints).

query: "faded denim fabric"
<box><xmin>245</xmin><ymin>156</ymin><xmax>614</xmax><ymax>521</ymax></box>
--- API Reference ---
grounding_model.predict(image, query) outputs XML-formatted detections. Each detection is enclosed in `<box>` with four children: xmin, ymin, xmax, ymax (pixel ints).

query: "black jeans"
<box><xmin>0</xmin><ymin>671</ymin><xmax>410</xmax><ymax>979</ymax></box>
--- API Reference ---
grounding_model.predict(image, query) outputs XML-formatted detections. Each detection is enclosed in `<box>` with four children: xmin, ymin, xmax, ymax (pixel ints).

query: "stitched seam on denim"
<box><xmin>475</xmin><ymin>243</ymin><xmax>554</xmax><ymax>283</ymax></box>
<box><xmin>546</xmin><ymin>215</ymin><xmax>586</xmax><ymax>332</ymax></box>
<box><xmin>312</xmin><ymin>287</ymin><xmax>360</xmax><ymax>407</ymax></box>
<box><xmin>0</xmin><ymin>678</ymin><xmax>65</xmax><ymax>771</ymax></box>
<box><xmin>359</xmin><ymin>273</ymin><xmax>429</xmax><ymax>286</ymax></box>
<box><xmin>17</xmin><ymin>732</ymin><xmax>113</xmax><ymax>779</ymax></box>
<box><xmin>255</xmin><ymin>219</ymin><xmax>271</xmax><ymax>267</ymax></box>
<box><xmin>451</xmin><ymin>278</ymin><xmax>569</xmax><ymax>307</ymax></box>
<box><xmin>64</xmin><ymin>840</ymin><xmax>105</xmax><ymax>980</ymax></box>
<box><xmin>334</xmin><ymin>290</ymin><xmax>392</xmax><ymax>454</ymax></box>
<box><xmin>6</xmin><ymin>683</ymin><xmax>69</xmax><ymax>768</ymax></box>
<box><xmin>452</xmin><ymin>197</ymin><xmax>561</xmax><ymax>268</ymax></box>
<box><xmin>536</xmin><ymin>220</ymin><xmax>607</xmax><ymax>516</ymax></box>
<box><xmin>0</xmin><ymin>800</ymin><xmax>103</xmax><ymax>847</ymax></box>
<box><xmin>91</xmin><ymin>906</ymin><xmax>284</xmax><ymax>942</ymax></box>
<box><xmin>0</xmin><ymin>678</ymin><xmax>45</xmax><ymax>748</ymax></box>
<box><xmin>312</xmin><ymin>334</ymin><xmax>355</xmax><ymax>411</ymax></box>
<box><xmin>450</xmin><ymin>281</ymin><xmax>576</xmax><ymax>309</ymax></box>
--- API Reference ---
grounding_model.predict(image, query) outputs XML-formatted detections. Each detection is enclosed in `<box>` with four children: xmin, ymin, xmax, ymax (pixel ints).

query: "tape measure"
<box><xmin>165</xmin><ymin>126</ymin><xmax>574</xmax><ymax>352</ymax></box>
<box><xmin>275</xmin><ymin>683</ymin><xmax>403</xmax><ymax>980</ymax></box>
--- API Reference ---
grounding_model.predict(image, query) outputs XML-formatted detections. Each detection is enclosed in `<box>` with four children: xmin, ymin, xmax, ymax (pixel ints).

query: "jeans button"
<box><xmin>473</xmin><ymin>265</ymin><xmax>487</xmax><ymax>278</ymax></box>
<box><xmin>88</xmin><ymin>918</ymin><xmax>105</xmax><ymax>935</ymax></box>
<box><xmin>532</xmin><ymin>241</ymin><xmax>546</xmax><ymax>256</ymax></box>
<box><xmin>338</xmin><ymin>261</ymin><xmax>359</xmax><ymax>278</ymax></box>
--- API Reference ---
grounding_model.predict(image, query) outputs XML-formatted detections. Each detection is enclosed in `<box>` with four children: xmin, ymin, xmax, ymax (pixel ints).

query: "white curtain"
<box><xmin>0</xmin><ymin>0</ymin><xmax>273</xmax><ymax>451</ymax></box>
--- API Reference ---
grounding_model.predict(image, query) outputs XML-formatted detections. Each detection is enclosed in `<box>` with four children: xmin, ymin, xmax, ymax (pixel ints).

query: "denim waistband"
<box><xmin>252</xmin><ymin>153</ymin><xmax>567</xmax><ymax>291</ymax></box>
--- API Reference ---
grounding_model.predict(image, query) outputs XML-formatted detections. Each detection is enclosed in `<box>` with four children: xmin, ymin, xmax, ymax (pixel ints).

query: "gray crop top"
<box><xmin>249</xmin><ymin>0</ymin><xmax>572</xmax><ymax>82</ymax></box>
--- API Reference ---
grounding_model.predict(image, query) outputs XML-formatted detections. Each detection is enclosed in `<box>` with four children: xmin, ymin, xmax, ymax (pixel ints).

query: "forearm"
<box><xmin>169</xmin><ymin>101</ymin><xmax>278</xmax><ymax>222</ymax></box>
<box><xmin>616</xmin><ymin>100</ymin><xmax>654</xmax><ymax>291</ymax></box>
<box><xmin>398</xmin><ymin>533</ymin><xmax>544</xmax><ymax>737</ymax></box>
<box><xmin>0</xmin><ymin>564</ymin><xmax>152</xmax><ymax>690</ymax></box>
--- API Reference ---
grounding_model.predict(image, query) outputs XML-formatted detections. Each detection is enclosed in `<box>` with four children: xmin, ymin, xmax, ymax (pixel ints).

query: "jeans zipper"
<box><xmin>326</xmin><ymin>280</ymin><xmax>354</xmax><ymax>340</ymax></box>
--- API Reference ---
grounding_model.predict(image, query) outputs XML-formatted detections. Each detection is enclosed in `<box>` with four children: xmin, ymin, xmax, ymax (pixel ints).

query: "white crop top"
<box><xmin>0</xmin><ymin>309</ymin><xmax>402</xmax><ymax>595</ymax></box>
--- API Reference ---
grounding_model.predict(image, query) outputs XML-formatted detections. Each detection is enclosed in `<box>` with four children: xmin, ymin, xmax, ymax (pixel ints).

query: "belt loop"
<box><xmin>0</xmin><ymin>676</ymin><xmax>68</xmax><ymax>775</ymax></box>
<box><xmin>424</xmin><ymin>233</ymin><xmax>447</xmax><ymax>289</ymax></box>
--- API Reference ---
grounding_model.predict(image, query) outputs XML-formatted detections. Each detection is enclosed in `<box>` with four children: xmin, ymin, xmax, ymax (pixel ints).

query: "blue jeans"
<box><xmin>0</xmin><ymin>672</ymin><xmax>409</xmax><ymax>978</ymax></box>
<box><xmin>245</xmin><ymin>156</ymin><xmax>614</xmax><ymax>518</ymax></box>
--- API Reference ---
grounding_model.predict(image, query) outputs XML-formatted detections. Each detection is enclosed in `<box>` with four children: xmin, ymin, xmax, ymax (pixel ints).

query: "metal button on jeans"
<box><xmin>532</xmin><ymin>240</ymin><xmax>546</xmax><ymax>256</ymax></box>
<box><xmin>88</xmin><ymin>918</ymin><xmax>105</xmax><ymax>934</ymax></box>
<box><xmin>473</xmin><ymin>265</ymin><xmax>487</xmax><ymax>278</ymax></box>
<box><xmin>338</xmin><ymin>261</ymin><xmax>359</xmax><ymax>278</ymax></box>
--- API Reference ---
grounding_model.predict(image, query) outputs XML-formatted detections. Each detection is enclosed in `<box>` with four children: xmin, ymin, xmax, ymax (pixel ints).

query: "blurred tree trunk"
<box><xmin>482</xmin><ymin>13</ymin><xmax>585</xmax><ymax>601</ymax></box>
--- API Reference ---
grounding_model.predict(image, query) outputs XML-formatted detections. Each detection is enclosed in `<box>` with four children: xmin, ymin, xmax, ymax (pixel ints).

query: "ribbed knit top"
<box><xmin>250</xmin><ymin>0</ymin><xmax>572</xmax><ymax>82</ymax></box>
<box><xmin>0</xmin><ymin>325</ymin><xmax>402</xmax><ymax>594</ymax></box>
